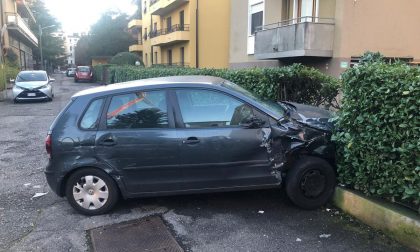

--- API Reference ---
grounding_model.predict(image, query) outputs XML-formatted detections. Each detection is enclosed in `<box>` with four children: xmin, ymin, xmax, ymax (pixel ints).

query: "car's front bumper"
<box><xmin>13</xmin><ymin>86</ymin><xmax>52</xmax><ymax>101</ymax></box>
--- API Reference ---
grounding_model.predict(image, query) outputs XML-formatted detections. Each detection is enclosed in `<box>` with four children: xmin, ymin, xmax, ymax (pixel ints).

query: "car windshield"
<box><xmin>16</xmin><ymin>72</ymin><xmax>47</xmax><ymax>82</ymax></box>
<box><xmin>222</xmin><ymin>80</ymin><xmax>285</xmax><ymax>119</ymax></box>
<box><xmin>77</xmin><ymin>67</ymin><xmax>90</xmax><ymax>72</ymax></box>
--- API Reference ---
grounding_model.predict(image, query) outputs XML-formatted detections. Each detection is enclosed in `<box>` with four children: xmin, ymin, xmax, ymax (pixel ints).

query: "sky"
<box><xmin>43</xmin><ymin>0</ymin><xmax>138</xmax><ymax>34</ymax></box>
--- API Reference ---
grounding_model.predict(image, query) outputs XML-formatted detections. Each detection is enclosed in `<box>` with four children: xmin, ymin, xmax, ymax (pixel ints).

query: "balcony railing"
<box><xmin>149</xmin><ymin>24</ymin><xmax>190</xmax><ymax>39</ymax></box>
<box><xmin>255</xmin><ymin>17</ymin><xmax>335</xmax><ymax>59</ymax></box>
<box><xmin>6</xmin><ymin>12</ymin><xmax>38</xmax><ymax>46</ymax></box>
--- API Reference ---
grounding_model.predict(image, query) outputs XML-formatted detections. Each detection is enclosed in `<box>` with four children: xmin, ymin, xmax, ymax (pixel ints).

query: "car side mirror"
<box><xmin>9</xmin><ymin>79</ymin><xmax>15</xmax><ymax>84</ymax></box>
<box><xmin>49</xmin><ymin>78</ymin><xmax>55</xmax><ymax>83</ymax></box>
<box><xmin>241</xmin><ymin>116</ymin><xmax>265</xmax><ymax>129</ymax></box>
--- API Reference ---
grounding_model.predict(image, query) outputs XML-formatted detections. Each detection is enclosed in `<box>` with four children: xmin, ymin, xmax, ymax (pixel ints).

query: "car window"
<box><xmin>16</xmin><ymin>72</ymin><xmax>47</xmax><ymax>82</ymax></box>
<box><xmin>77</xmin><ymin>67</ymin><xmax>90</xmax><ymax>72</ymax></box>
<box><xmin>106</xmin><ymin>90</ymin><xmax>168</xmax><ymax>129</ymax></box>
<box><xmin>176</xmin><ymin>89</ymin><xmax>254</xmax><ymax>128</ymax></box>
<box><xmin>222</xmin><ymin>80</ymin><xmax>285</xmax><ymax>119</ymax></box>
<box><xmin>80</xmin><ymin>99</ymin><xmax>104</xmax><ymax>130</ymax></box>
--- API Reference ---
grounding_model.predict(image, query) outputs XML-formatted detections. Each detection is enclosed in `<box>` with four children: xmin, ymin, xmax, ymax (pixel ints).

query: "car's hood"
<box><xmin>16</xmin><ymin>81</ymin><xmax>49</xmax><ymax>89</ymax></box>
<box><xmin>281</xmin><ymin>101</ymin><xmax>334</xmax><ymax>131</ymax></box>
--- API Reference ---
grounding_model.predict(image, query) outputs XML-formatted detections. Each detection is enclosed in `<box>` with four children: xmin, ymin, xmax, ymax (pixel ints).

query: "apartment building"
<box><xmin>128</xmin><ymin>0</ymin><xmax>230</xmax><ymax>68</ymax></box>
<box><xmin>0</xmin><ymin>0</ymin><xmax>38</xmax><ymax>69</ymax></box>
<box><xmin>230</xmin><ymin>0</ymin><xmax>420</xmax><ymax>76</ymax></box>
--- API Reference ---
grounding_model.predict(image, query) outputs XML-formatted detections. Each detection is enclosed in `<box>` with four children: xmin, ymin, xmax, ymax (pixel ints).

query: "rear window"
<box><xmin>80</xmin><ymin>99</ymin><xmax>104</xmax><ymax>129</ymax></box>
<box><xmin>77</xmin><ymin>67</ymin><xmax>90</xmax><ymax>72</ymax></box>
<box><xmin>16</xmin><ymin>72</ymin><xmax>47</xmax><ymax>82</ymax></box>
<box><xmin>106</xmin><ymin>91</ymin><xmax>168</xmax><ymax>129</ymax></box>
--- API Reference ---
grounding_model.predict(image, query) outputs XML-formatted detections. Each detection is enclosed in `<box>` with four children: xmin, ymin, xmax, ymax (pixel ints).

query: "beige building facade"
<box><xmin>230</xmin><ymin>0</ymin><xmax>420</xmax><ymax>76</ymax></box>
<box><xmin>129</xmin><ymin>0</ymin><xmax>230</xmax><ymax>68</ymax></box>
<box><xmin>0</xmin><ymin>0</ymin><xmax>38</xmax><ymax>69</ymax></box>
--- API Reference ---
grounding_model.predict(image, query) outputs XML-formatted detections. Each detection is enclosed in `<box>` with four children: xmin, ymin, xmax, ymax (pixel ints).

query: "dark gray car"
<box><xmin>45</xmin><ymin>76</ymin><xmax>336</xmax><ymax>215</ymax></box>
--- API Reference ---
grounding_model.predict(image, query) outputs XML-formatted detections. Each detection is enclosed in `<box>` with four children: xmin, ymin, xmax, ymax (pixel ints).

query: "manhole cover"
<box><xmin>89</xmin><ymin>216</ymin><xmax>183</xmax><ymax>252</ymax></box>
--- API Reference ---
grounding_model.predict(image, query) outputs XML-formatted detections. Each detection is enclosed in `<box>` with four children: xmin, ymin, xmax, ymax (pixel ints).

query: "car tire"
<box><xmin>285</xmin><ymin>156</ymin><xmax>336</xmax><ymax>210</ymax></box>
<box><xmin>65</xmin><ymin>168</ymin><xmax>120</xmax><ymax>215</ymax></box>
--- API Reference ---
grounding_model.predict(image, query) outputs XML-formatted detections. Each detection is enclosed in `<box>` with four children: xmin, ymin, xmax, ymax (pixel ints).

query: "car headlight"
<box><xmin>37</xmin><ymin>84</ymin><xmax>49</xmax><ymax>89</ymax></box>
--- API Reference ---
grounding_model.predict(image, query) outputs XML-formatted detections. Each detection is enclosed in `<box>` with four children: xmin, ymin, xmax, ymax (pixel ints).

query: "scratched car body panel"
<box><xmin>45</xmin><ymin>76</ymin><xmax>337</xmax><ymax>215</ymax></box>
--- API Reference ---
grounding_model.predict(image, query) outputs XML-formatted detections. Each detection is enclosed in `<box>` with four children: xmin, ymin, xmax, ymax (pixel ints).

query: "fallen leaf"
<box><xmin>296</xmin><ymin>238</ymin><xmax>302</xmax><ymax>242</ymax></box>
<box><xmin>319</xmin><ymin>234</ymin><xmax>331</xmax><ymax>238</ymax></box>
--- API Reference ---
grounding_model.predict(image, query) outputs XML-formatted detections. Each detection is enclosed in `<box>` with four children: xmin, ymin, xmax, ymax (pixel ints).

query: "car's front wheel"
<box><xmin>65</xmin><ymin>168</ymin><xmax>119</xmax><ymax>215</ymax></box>
<box><xmin>285</xmin><ymin>156</ymin><xmax>336</xmax><ymax>209</ymax></box>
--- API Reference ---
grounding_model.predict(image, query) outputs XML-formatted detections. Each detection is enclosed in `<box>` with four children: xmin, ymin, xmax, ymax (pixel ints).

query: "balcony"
<box><xmin>150</xmin><ymin>24</ymin><xmax>189</xmax><ymax>46</ymax></box>
<box><xmin>128</xmin><ymin>19</ymin><xmax>142</xmax><ymax>29</ymax></box>
<box><xmin>6</xmin><ymin>13</ymin><xmax>38</xmax><ymax>47</ymax></box>
<box><xmin>149</xmin><ymin>0</ymin><xmax>189</xmax><ymax>16</ymax></box>
<box><xmin>254</xmin><ymin>17</ymin><xmax>335</xmax><ymax>59</ymax></box>
<box><xmin>129</xmin><ymin>43</ymin><xmax>144</xmax><ymax>52</ymax></box>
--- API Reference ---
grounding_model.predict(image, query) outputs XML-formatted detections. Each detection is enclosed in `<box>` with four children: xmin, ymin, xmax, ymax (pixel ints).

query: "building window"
<box><xmin>144</xmin><ymin>28</ymin><xmax>148</xmax><ymax>40</ymax></box>
<box><xmin>180</xmin><ymin>10</ymin><xmax>185</xmax><ymax>30</ymax></box>
<box><xmin>167</xmin><ymin>17</ymin><xmax>172</xmax><ymax>32</ymax></box>
<box><xmin>250</xmin><ymin>3</ymin><xmax>263</xmax><ymax>35</ymax></box>
<box><xmin>168</xmin><ymin>49</ymin><xmax>172</xmax><ymax>65</ymax></box>
<box><xmin>180</xmin><ymin>47</ymin><xmax>185</xmax><ymax>66</ymax></box>
<box><xmin>295</xmin><ymin>0</ymin><xmax>319</xmax><ymax>22</ymax></box>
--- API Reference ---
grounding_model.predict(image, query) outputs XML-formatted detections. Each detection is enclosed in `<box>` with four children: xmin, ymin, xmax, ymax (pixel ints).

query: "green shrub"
<box><xmin>0</xmin><ymin>64</ymin><xmax>20</xmax><ymax>91</ymax></box>
<box><xmin>106</xmin><ymin>64</ymin><xmax>341</xmax><ymax>108</ymax></box>
<box><xmin>110</xmin><ymin>52</ymin><xmax>143</xmax><ymax>66</ymax></box>
<box><xmin>333</xmin><ymin>61</ymin><xmax>420</xmax><ymax>206</ymax></box>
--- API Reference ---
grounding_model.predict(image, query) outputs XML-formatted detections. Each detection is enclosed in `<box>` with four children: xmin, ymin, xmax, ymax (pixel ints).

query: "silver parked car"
<box><xmin>12</xmin><ymin>71</ymin><xmax>54</xmax><ymax>103</ymax></box>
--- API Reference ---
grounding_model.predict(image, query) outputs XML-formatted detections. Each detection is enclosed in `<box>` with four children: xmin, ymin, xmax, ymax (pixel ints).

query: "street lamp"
<box><xmin>39</xmin><ymin>24</ymin><xmax>56</xmax><ymax>70</ymax></box>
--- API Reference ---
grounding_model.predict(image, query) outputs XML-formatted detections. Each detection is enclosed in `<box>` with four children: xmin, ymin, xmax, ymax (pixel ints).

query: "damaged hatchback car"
<box><xmin>45</xmin><ymin>76</ymin><xmax>336</xmax><ymax>215</ymax></box>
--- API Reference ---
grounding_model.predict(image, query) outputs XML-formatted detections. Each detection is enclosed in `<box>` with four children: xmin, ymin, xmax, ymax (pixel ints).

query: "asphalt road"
<box><xmin>0</xmin><ymin>74</ymin><xmax>409</xmax><ymax>252</ymax></box>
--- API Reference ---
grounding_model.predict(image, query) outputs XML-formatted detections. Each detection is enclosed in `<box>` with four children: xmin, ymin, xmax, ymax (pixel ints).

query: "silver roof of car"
<box><xmin>73</xmin><ymin>75</ymin><xmax>227</xmax><ymax>97</ymax></box>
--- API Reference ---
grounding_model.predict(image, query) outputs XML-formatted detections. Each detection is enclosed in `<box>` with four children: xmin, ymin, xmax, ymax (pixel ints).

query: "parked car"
<box><xmin>45</xmin><ymin>76</ymin><xmax>336</xmax><ymax>215</ymax></box>
<box><xmin>12</xmin><ymin>70</ymin><xmax>54</xmax><ymax>103</ymax></box>
<box><xmin>66</xmin><ymin>68</ymin><xmax>76</xmax><ymax>77</ymax></box>
<box><xmin>74</xmin><ymin>66</ymin><xmax>93</xmax><ymax>83</ymax></box>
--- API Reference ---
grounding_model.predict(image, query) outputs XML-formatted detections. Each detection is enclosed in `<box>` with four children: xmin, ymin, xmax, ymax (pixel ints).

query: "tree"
<box><xmin>75</xmin><ymin>12</ymin><xmax>135</xmax><ymax>64</ymax></box>
<box><xmin>30</xmin><ymin>0</ymin><xmax>65</xmax><ymax>69</ymax></box>
<box><xmin>75</xmin><ymin>36</ymin><xmax>91</xmax><ymax>66</ymax></box>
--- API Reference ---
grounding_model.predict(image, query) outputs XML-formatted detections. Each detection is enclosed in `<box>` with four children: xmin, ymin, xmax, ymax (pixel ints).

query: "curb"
<box><xmin>333</xmin><ymin>187</ymin><xmax>420</xmax><ymax>250</ymax></box>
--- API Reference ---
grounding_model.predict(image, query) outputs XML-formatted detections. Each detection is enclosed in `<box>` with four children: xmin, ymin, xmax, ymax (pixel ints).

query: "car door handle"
<box><xmin>182</xmin><ymin>137</ymin><xmax>200</xmax><ymax>145</ymax></box>
<box><xmin>99</xmin><ymin>136</ymin><xmax>117</xmax><ymax>146</ymax></box>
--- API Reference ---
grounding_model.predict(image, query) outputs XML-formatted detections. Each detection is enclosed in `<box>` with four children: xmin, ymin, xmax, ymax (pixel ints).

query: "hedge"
<box><xmin>98</xmin><ymin>64</ymin><xmax>340</xmax><ymax>108</ymax></box>
<box><xmin>332</xmin><ymin>59</ymin><xmax>420</xmax><ymax>207</ymax></box>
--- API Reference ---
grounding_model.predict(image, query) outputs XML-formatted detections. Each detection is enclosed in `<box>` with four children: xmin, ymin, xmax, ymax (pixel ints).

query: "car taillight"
<box><xmin>45</xmin><ymin>134</ymin><xmax>52</xmax><ymax>158</ymax></box>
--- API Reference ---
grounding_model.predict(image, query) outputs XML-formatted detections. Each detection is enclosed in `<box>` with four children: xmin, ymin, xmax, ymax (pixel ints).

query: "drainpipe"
<box><xmin>150</xmin><ymin>13</ymin><xmax>153</xmax><ymax>66</ymax></box>
<box><xmin>195</xmin><ymin>0</ymin><xmax>199</xmax><ymax>68</ymax></box>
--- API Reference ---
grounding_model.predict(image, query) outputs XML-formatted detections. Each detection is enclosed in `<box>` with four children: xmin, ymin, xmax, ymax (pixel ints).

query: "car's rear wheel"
<box><xmin>285</xmin><ymin>156</ymin><xmax>336</xmax><ymax>209</ymax></box>
<box><xmin>65</xmin><ymin>168</ymin><xmax>119</xmax><ymax>215</ymax></box>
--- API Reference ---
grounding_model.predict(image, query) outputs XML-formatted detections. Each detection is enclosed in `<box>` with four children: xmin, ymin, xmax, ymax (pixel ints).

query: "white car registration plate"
<box><xmin>27</xmin><ymin>93</ymin><xmax>36</xmax><ymax>97</ymax></box>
